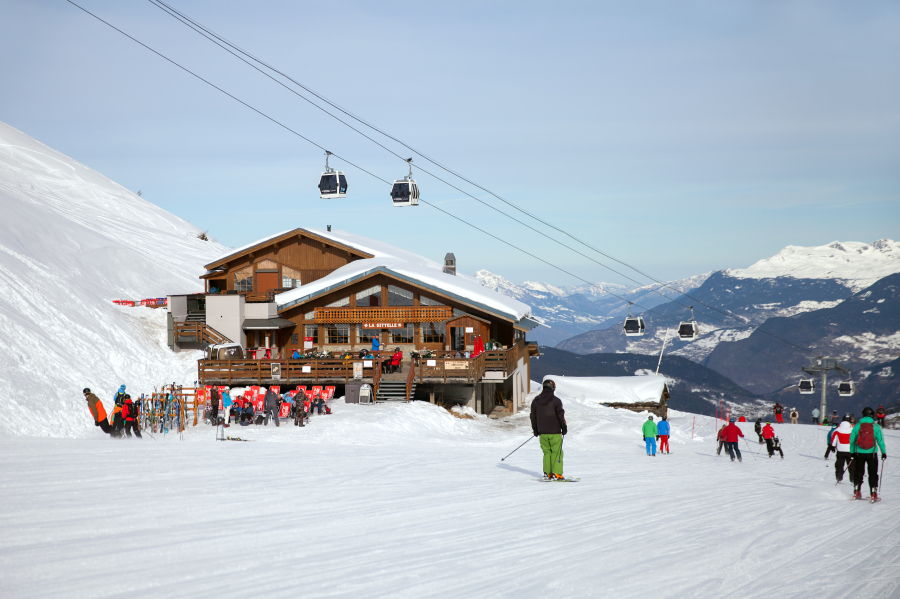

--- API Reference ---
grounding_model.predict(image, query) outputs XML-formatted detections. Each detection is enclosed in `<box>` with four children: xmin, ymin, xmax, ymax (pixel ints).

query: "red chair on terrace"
<box><xmin>323</xmin><ymin>386</ymin><xmax>336</xmax><ymax>401</ymax></box>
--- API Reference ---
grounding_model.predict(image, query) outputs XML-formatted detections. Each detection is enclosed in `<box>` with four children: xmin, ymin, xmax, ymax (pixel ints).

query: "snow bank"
<box><xmin>0</xmin><ymin>121</ymin><xmax>227</xmax><ymax>437</ymax></box>
<box><xmin>543</xmin><ymin>374</ymin><xmax>667</xmax><ymax>405</ymax></box>
<box><xmin>726</xmin><ymin>239</ymin><xmax>900</xmax><ymax>291</ymax></box>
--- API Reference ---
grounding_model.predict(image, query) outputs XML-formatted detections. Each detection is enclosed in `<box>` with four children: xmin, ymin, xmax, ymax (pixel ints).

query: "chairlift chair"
<box><xmin>677</xmin><ymin>306</ymin><xmax>699</xmax><ymax>341</ymax></box>
<box><xmin>391</xmin><ymin>158</ymin><xmax>420</xmax><ymax>207</ymax></box>
<box><xmin>318</xmin><ymin>151</ymin><xmax>348</xmax><ymax>199</ymax></box>
<box><xmin>837</xmin><ymin>381</ymin><xmax>855</xmax><ymax>397</ymax></box>
<box><xmin>798</xmin><ymin>379</ymin><xmax>815</xmax><ymax>394</ymax></box>
<box><xmin>623</xmin><ymin>304</ymin><xmax>645</xmax><ymax>337</ymax></box>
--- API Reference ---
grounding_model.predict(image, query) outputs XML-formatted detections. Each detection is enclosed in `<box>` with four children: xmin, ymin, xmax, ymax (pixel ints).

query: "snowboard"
<box><xmin>537</xmin><ymin>477</ymin><xmax>580</xmax><ymax>482</ymax></box>
<box><xmin>224</xmin><ymin>436</ymin><xmax>255</xmax><ymax>442</ymax></box>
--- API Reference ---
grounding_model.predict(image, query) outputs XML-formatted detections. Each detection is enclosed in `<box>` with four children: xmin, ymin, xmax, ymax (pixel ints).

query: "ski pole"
<box><xmin>558</xmin><ymin>434</ymin><xmax>564</xmax><ymax>463</ymax></box>
<box><xmin>501</xmin><ymin>436</ymin><xmax>534</xmax><ymax>461</ymax></box>
<box><xmin>878</xmin><ymin>456</ymin><xmax>885</xmax><ymax>495</ymax></box>
<box><xmin>742</xmin><ymin>437</ymin><xmax>757</xmax><ymax>460</ymax></box>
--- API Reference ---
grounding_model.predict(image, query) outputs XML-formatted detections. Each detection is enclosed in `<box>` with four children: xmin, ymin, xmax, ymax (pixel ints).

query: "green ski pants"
<box><xmin>540</xmin><ymin>434</ymin><xmax>564</xmax><ymax>475</ymax></box>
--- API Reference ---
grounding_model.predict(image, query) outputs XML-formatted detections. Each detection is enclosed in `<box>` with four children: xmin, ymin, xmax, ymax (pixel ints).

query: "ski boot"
<box><xmin>853</xmin><ymin>486</ymin><xmax>863</xmax><ymax>500</ymax></box>
<box><xmin>738</xmin><ymin>458</ymin><xmax>742</xmax><ymax>462</ymax></box>
<box><xmin>542</xmin><ymin>473</ymin><xmax>551</xmax><ymax>481</ymax></box>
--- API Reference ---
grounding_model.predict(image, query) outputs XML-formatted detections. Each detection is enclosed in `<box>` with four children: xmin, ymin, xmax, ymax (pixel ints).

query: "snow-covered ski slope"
<box><xmin>1</xmin><ymin>395</ymin><xmax>896</xmax><ymax>598</ymax></box>
<box><xmin>0</xmin><ymin>121</ymin><xmax>227</xmax><ymax>437</ymax></box>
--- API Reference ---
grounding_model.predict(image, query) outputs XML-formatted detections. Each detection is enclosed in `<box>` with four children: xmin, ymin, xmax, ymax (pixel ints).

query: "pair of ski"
<box><xmin>850</xmin><ymin>495</ymin><xmax>881</xmax><ymax>503</ymax></box>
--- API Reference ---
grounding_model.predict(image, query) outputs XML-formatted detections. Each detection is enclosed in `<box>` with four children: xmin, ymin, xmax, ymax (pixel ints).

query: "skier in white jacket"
<box><xmin>829</xmin><ymin>416</ymin><xmax>854</xmax><ymax>484</ymax></box>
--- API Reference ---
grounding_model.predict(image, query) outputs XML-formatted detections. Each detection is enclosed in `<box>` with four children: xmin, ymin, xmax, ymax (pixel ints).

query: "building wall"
<box><xmin>168</xmin><ymin>295</ymin><xmax>188</xmax><ymax>322</ymax></box>
<box><xmin>245</xmin><ymin>302</ymin><xmax>277</xmax><ymax>319</ymax></box>
<box><xmin>209</xmin><ymin>232</ymin><xmax>364</xmax><ymax>292</ymax></box>
<box><xmin>206</xmin><ymin>294</ymin><xmax>245</xmax><ymax>347</ymax></box>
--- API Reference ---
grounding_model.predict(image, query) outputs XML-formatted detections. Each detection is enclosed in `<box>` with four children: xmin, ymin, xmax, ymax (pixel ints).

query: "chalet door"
<box><xmin>450</xmin><ymin>327</ymin><xmax>466</xmax><ymax>351</ymax></box>
<box><xmin>256</xmin><ymin>271</ymin><xmax>279</xmax><ymax>292</ymax></box>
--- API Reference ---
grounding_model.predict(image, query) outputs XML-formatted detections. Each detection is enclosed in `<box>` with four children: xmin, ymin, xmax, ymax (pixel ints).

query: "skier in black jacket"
<box><xmin>754</xmin><ymin>418</ymin><xmax>764</xmax><ymax>444</ymax></box>
<box><xmin>530</xmin><ymin>379</ymin><xmax>567</xmax><ymax>480</ymax></box>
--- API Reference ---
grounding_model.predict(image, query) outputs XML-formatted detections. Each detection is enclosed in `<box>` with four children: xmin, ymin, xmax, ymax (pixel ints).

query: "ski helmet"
<box><xmin>842</xmin><ymin>414</ymin><xmax>851</xmax><ymax>422</ymax></box>
<box><xmin>729</xmin><ymin>417</ymin><xmax>736</xmax><ymax>423</ymax></box>
<box><xmin>862</xmin><ymin>407</ymin><xmax>875</xmax><ymax>418</ymax></box>
<box><xmin>119</xmin><ymin>384</ymin><xmax>126</xmax><ymax>392</ymax></box>
<box><xmin>648</xmin><ymin>415</ymin><xmax>654</xmax><ymax>420</ymax></box>
<box><xmin>82</xmin><ymin>388</ymin><xmax>90</xmax><ymax>394</ymax></box>
<box><xmin>543</xmin><ymin>379</ymin><xmax>556</xmax><ymax>390</ymax></box>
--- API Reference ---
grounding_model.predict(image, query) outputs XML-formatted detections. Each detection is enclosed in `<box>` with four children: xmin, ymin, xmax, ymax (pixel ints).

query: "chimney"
<box><xmin>443</xmin><ymin>252</ymin><xmax>456</xmax><ymax>275</ymax></box>
<box><xmin>327</xmin><ymin>225</ymin><xmax>332</xmax><ymax>232</ymax></box>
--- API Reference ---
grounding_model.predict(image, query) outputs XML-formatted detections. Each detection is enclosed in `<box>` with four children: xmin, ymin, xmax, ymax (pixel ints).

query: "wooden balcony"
<box><xmin>314</xmin><ymin>306</ymin><xmax>452</xmax><ymax>324</ymax></box>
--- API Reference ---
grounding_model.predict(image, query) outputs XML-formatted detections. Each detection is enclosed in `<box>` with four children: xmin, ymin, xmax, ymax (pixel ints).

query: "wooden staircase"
<box><xmin>376</xmin><ymin>380</ymin><xmax>417</xmax><ymax>402</ymax></box>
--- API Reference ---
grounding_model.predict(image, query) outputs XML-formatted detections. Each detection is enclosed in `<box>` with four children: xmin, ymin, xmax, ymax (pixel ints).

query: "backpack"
<box><xmin>857</xmin><ymin>423</ymin><xmax>875</xmax><ymax>450</ymax></box>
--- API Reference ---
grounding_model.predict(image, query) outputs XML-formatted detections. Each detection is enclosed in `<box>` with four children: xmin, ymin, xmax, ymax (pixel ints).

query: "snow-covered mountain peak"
<box><xmin>726</xmin><ymin>239</ymin><xmax>900</xmax><ymax>291</ymax></box>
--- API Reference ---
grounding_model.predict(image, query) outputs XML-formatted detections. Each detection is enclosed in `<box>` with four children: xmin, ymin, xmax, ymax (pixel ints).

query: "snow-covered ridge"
<box><xmin>0</xmin><ymin>120</ymin><xmax>227</xmax><ymax>437</ymax></box>
<box><xmin>726</xmin><ymin>239</ymin><xmax>900</xmax><ymax>291</ymax></box>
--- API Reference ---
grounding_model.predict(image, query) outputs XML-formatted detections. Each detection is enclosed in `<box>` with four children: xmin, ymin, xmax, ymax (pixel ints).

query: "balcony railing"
<box><xmin>314</xmin><ymin>306</ymin><xmax>452</xmax><ymax>324</ymax></box>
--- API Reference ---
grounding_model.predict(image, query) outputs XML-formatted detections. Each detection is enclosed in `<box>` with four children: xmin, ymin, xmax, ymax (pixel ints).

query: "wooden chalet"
<box><xmin>168</xmin><ymin>228</ymin><xmax>541</xmax><ymax>415</ymax></box>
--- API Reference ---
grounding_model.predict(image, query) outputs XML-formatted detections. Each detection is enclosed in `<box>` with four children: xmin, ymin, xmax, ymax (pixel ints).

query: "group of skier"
<box><xmin>83</xmin><ymin>385</ymin><xmax>142</xmax><ymax>439</ymax></box>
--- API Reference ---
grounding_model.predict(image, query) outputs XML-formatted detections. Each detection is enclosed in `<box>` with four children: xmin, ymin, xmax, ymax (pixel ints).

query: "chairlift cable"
<box><xmin>145</xmin><ymin>0</ymin><xmax>820</xmax><ymax>357</ymax></box>
<box><xmin>146</xmin><ymin>0</ymin><xmax>704</xmax><ymax>307</ymax></box>
<box><xmin>70</xmin><ymin>0</ymin><xmax>816</xmax><ymax>362</ymax></box>
<box><xmin>148</xmin><ymin>0</ymin><xmax>758</xmax><ymax>325</ymax></box>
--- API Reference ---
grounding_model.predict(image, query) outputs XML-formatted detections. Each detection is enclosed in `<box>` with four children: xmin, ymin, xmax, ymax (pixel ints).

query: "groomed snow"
<box><xmin>726</xmin><ymin>239</ymin><xmax>900</xmax><ymax>291</ymax></box>
<box><xmin>546</xmin><ymin>374</ymin><xmax>667</xmax><ymax>405</ymax></box>
<box><xmin>274</xmin><ymin>228</ymin><xmax>533</xmax><ymax>322</ymax></box>
<box><xmin>1</xmin><ymin>397</ymin><xmax>896</xmax><ymax>598</ymax></box>
<box><xmin>0</xmin><ymin>121</ymin><xmax>227</xmax><ymax>437</ymax></box>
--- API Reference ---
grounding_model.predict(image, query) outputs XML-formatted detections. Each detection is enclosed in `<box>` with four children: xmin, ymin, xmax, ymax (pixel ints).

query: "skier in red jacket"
<box><xmin>716</xmin><ymin>425</ymin><xmax>727</xmax><ymax>456</ymax></box>
<box><xmin>762</xmin><ymin>422</ymin><xmax>776</xmax><ymax>457</ymax></box>
<box><xmin>724</xmin><ymin>418</ymin><xmax>744</xmax><ymax>462</ymax></box>
<box><xmin>121</xmin><ymin>395</ymin><xmax>142</xmax><ymax>439</ymax></box>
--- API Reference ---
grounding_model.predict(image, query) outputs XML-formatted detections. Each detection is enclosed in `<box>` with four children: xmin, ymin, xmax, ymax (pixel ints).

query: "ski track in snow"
<box><xmin>1</xmin><ymin>399</ymin><xmax>897</xmax><ymax>599</ymax></box>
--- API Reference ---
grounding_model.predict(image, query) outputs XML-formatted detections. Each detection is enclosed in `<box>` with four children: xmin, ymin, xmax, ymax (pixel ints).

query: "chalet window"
<box><xmin>256</xmin><ymin>259</ymin><xmax>278</xmax><ymax>270</ymax></box>
<box><xmin>234</xmin><ymin>267</ymin><xmax>253</xmax><ymax>292</ymax></box>
<box><xmin>390</xmin><ymin>324</ymin><xmax>414</xmax><ymax>344</ymax></box>
<box><xmin>421</xmin><ymin>322</ymin><xmax>445</xmax><ymax>344</ymax></box>
<box><xmin>355</xmin><ymin>285</ymin><xmax>381</xmax><ymax>307</ymax></box>
<box><xmin>356</xmin><ymin>325</ymin><xmax>378</xmax><ymax>344</ymax></box>
<box><xmin>282</xmin><ymin>266</ymin><xmax>302</xmax><ymax>289</ymax></box>
<box><xmin>325</xmin><ymin>296</ymin><xmax>350</xmax><ymax>308</ymax></box>
<box><xmin>324</xmin><ymin>324</ymin><xmax>350</xmax><ymax>344</ymax></box>
<box><xmin>290</xmin><ymin>334</ymin><xmax>298</xmax><ymax>344</ymax></box>
<box><xmin>388</xmin><ymin>285</ymin><xmax>414</xmax><ymax>306</ymax></box>
<box><xmin>304</xmin><ymin>324</ymin><xmax>319</xmax><ymax>344</ymax></box>
<box><xmin>419</xmin><ymin>295</ymin><xmax>443</xmax><ymax>307</ymax></box>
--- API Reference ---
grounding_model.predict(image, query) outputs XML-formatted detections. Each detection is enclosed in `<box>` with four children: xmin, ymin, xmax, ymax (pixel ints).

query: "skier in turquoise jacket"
<box><xmin>643</xmin><ymin>416</ymin><xmax>658</xmax><ymax>456</ymax></box>
<box><xmin>849</xmin><ymin>407</ymin><xmax>887</xmax><ymax>500</ymax></box>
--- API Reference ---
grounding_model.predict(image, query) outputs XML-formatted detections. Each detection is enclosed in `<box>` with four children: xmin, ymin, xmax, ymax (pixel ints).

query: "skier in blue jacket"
<box><xmin>657</xmin><ymin>416</ymin><xmax>671</xmax><ymax>454</ymax></box>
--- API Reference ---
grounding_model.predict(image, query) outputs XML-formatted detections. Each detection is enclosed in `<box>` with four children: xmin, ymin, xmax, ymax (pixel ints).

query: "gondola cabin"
<box><xmin>623</xmin><ymin>316</ymin><xmax>645</xmax><ymax>337</ymax></box>
<box><xmin>837</xmin><ymin>381</ymin><xmax>855</xmax><ymax>397</ymax></box>
<box><xmin>319</xmin><ymin>171</ymin><xmax>348</xmax><ymax>199</ymax></box>
<box><xmin>798</xmin><ymin>378</ymin><xmax>815</xmax><ymax>394</ymax></box>
<box><xmin>677</xmin><ymin>321</ymin><xmax>698</xmax><ymax>341</ymax></box>
<box><xmin>390</xmin><ymin>179</ymin><xmax>419</xmax><ymax>207</ymax></box>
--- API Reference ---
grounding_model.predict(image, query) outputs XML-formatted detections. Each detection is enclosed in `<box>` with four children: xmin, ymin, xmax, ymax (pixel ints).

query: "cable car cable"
<box><xmin>148</xmin><ymin>0</ymin><xmax>758</xmax><ymax>325</ymax></box>
<box><xmin>69</xmin><ymin>0</ymin><xmax>816</xmax><ymax>362</ymax></box>
<box><xmin>146</xmin><ymin>0</ymin><xmax>703</xmax><ymax>306</ymax></box>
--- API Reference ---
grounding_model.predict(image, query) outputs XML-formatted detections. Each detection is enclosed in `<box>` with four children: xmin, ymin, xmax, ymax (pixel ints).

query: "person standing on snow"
<box><xmin>830</xmin><ymin>416</ymin><xmax>853</xmax><ymax>483</ymax></box>
<box><xmin>112</xmin><ymin>384</ymin><xmax>127</xmax><ymax>434</ymax></box>
<box><xmin>762</xmin><ymin>421</ymin><xmax>776</xmax><ymax>457</ymax></box>
<box><xmin>875</xmin><ymin>405</ymin><xmax>886</xmax><ymax>427</ymax></box>
<box><xmin>530</xmin><ymin>380</ymin><xmax>567</xmax><ymax>480</ymax></box>
<box><xmin>84</xmin><ymin>388</ymin><xmax>115</xmax><ymax>437</ymax></box>
<box><xmin>812</xmin><ymin>407</ymin><xmax>820</xmax><ymax>425</ymax></box>
<box><xmin>209</xmin><ymin>386</ymin><xmax>220</xmax><ymax>425</ymax></box>
<box><xmin>657</xmin><ymin>416</ymin><xmax>671</xmax><ymax>454</ymax></box>
<box><xmin>849</xmin><ymin>407</ymin><xmax>887</xmax><ymax>500</ymax></box>
<box><xmin>716</xmin><ymin>424</ymin><xmax>727</xmax><ymax>456</ymax></box>
<box><xmin>642</xmin><ymin>415</ymin><xmax>658</xmax><ymax>456</ymax></box>
<box><xmin>771</xmin><ymin>437</ymin><xmax>784</xmax><ymax>459</ymax></box>
<box><xmin>773</xmin><ymin>402</ymin><xmax>784</xmax><ymax>424</ymax></box>
<box><xmin>121</xmin><ymin>395</ymin><xmax>142</xmax><ymax>438</ymax></box>
<box><xmin>264</xmin><ymin>387</ymin><xmax>280</xmax><ymax>426</ymax></box>
<box><xmin>754</xmin><ymin>418</ymin><xmax>764</xmax><ymax>444</ymax></box>
<box><xmin>824</xmin><ymin>422</ymin><xmax>838</xmax><ymax>459</ymax></box>
<box><xmin>724</xmin><ymin>418</ymin><xmax>744</xmax><ymax>462</ymax></box>
<box><xmin>790</xmin><ymin>408</ymin><xmax>799</xmax><ymax>424</ymax></box>
<box><xmin>830</xmin><ymin>410</ymin><xmax>840</xmax><ymax>426</ymax></box>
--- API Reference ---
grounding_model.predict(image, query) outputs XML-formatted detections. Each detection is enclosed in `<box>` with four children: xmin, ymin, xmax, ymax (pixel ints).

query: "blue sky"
<box><xmin>2</xmin><ymin>0</ymin><xmax>898</xmax><ymax>287</ymax></box>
